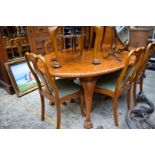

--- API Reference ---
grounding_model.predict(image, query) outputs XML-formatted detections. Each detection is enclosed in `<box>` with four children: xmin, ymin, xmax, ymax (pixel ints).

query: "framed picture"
<box><xmin>5</xmin><ymin>57</ymin><xmax>38</xmax><ymax>97</ymax></box>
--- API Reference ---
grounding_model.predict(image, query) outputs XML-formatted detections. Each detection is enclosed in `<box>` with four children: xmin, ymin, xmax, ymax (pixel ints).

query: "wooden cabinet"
<box><xmin>0</xmin><ymin>26</ymin><xmax>91</xmax><ymax>94</ymax></box>
<box><xmin>0</xmin><ymin>34</ymin><xmax>15</xmax><ymax>94</ymax></box>
<box><xmin>27</xmin><ymin>26</ymin><xmax>91</xmax><ymax>55</ymax></box>
<box><xmin>27</xmin><ymin>26</ymin><xmax>50</xmax><ymax>55</ymax></box>
<box><xmin>33</xmin><ymin>26</ymin><xmax>49</xmax><ymax>34</ymax></box>
<box><xmin>128</xmin><ymin>27</ymin><xmax>153</xmax><ymax>48</ymax></box>
<box><xmin>0</xmin><ymin>26</ymin><xmax>29</xmax><ymax>94</ymax></box>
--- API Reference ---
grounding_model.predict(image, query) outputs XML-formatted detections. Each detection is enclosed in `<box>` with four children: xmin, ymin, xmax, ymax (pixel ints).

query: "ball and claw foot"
<box><xmin>84</xmin><ymin>121</ymin><xmax>93</xmax><ymax>129</ymax></box>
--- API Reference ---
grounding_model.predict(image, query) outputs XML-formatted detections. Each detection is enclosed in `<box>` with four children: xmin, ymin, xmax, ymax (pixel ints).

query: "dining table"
<box><xmin>38</xmin><ymin>49</ymin><xmax>133</xmax><ymax>128</ymax></box>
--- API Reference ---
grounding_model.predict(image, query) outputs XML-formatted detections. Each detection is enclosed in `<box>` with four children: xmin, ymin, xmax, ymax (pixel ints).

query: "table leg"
<box><xmin>80</xmin><ymin>77</ymin><xmax>97</xmax><ymax>129</ymax></box>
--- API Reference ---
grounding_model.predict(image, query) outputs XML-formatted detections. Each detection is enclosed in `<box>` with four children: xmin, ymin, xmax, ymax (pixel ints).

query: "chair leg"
<box><xmin>56</xmin><ymin>101</ymin><xmax>61</xmax><ymax>129</ymax></box>
<box><xmin>113</xmin><ymin>96</ymin><xmax>118</xmax><ymax>127</ymax></box>
<box><xmin>133</xmin><ymin>81</ymin><xmax>137</xmax><ymax>107</ymax></box>
<box><xmin>80</xmin><ymin>95</ymin><xmax>86</xmax><ymax>117</ymax></box>
<box><xmin>40</xmin><ymin>95</ymin><xmax>45</xmax><ymax>121</ymax></box>
<box><xmin>140</xmin><ymin>75</ymin><xmax>144</xmax><ymax>93</ymax></box>
<box><xmin>127</xmin><ymin>87</ymin><xmax>131</xmax><ymax>110</ymax></box>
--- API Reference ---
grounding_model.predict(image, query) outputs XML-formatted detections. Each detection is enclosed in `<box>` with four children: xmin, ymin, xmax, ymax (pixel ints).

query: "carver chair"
<box><xmin>133</xmin><ymin>42</ymin><xmax>155</xmax><ymax>106</ymax></box>
<box><xmin>94</xmin><ymin>47</ymin><xmax>145</xmax><ymax>126</ymax></box>
<box><xmin>25</xmin><ymin>52</ymin><xmax>85</xmax><ymax>129</ymax></box>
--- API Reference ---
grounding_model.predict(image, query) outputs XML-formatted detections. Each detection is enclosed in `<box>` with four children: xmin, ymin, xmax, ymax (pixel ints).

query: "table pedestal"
<box><xmin>80</xmin><ymin>77</ymin><xmax>97</xmax><ymax>129</ymax></box>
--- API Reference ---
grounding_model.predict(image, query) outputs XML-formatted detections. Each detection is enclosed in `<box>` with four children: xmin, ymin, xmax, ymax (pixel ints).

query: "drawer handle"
<box><xmin>39</xmin><ymin>28</ymin><xmax>44</xmax><ymax>32</ymax></box>
<box><xmin>41</xmin><ymin>40</ymin><xmax>46</xmax><ymax>44</ymax></box>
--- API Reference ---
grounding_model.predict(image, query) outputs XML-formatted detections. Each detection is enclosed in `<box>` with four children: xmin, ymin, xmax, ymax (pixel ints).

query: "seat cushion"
<box><xmin>96</xmin><ymin>75</ymin><xmax>118</xmax><ymax>92</ymax></box>
<box><xmin>96</xmin><ymin>72</ymin><xmax>124</xmax><ymax>92</ymax></box>
<box><xmin>50</xmin><ymin>79</ymin><xmax>81</xmax><ymax>98</ymax></box>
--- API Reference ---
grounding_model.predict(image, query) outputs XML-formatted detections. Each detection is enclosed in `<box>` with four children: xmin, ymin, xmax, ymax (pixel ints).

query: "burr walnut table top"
<box><xmin>38</xmin><ymin>49</ymin><xmax>133</xmax><ymax>78</ymax></box>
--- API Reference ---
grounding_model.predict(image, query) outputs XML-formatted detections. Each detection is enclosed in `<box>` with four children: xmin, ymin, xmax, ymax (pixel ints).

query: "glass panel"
<box><xmin>115</xmin><ymin>26</ymin><xmax>129</xmax><ymax>44</ymax></box>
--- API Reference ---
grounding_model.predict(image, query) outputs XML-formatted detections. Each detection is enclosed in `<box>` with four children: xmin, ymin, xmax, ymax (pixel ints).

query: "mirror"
<box><xmin>115</xmin><ymin>26</ymin><xmax>129</xmax><ymax>44</ymax></box>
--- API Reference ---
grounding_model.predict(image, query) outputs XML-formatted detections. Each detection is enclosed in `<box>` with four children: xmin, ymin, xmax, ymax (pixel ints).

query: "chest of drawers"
<box><xmin>27</xmin><ymin>26</ymin><xmax>50</xmax><ymax>55</ymax></box>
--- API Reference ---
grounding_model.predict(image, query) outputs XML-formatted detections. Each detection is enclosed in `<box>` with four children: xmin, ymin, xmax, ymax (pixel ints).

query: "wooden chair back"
<box><xmin>144</xmin><ymin>42</ymin><xmax>155</xmax><ymax>67</ymax></box>
<box><xmin>131</xmin><ymin>42</ymin><xmax>155</xmax><ymax>106</ymax></box>
<box><xmin>45</xmin><ymin>40</ymin><xmax>52</xmax><ymax>54</ymax></box>
<box><xmin>94</xmin><ymin>26</ymin><xmax>104</xmax><ymax>53</ymax></box>
<box><xmin>45</xmin><ymin>27</ymin><xmax>64</xmax><ymax>54</ymax></box>
<box><xmin>136</xmin><ymin>42</ymin><xmax>155</xmax><ymax>80</ymax></box>
<box><xmin>25</xmin><ymin>52</ymin><xmax>59</xmax><ymax>98</ymax></box>
<box><xmin>48</xmin><ymin>26</ymin><xmax>59</xmax><ymax>51</ymax></box>
<box><xmin>115</xmin><ymin>47</ymin><xmax>145</xmax><ymax>93</ymax></box>
<box><xmin>102</xmin><ymin>26</ymin><xmax>113</xmax><ymax>49</ymax></box>
<box><xmin>77</xmin><ymin>26</ymin><xmax>85</xmax><ymax>50</ymax></box>
<box><xmin>101</xmin><ymin>26</ymin><xmax>125</xmax><ymax>50</ymax></box>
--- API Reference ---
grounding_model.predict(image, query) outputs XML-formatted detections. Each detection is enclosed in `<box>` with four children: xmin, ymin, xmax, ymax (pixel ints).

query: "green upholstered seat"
<box><xmin>96</xmin><ymin>64</ymin><xmax>136</xmax><ymax>92</ymax></box>
<box><xmin>96</xmin><ymin>73</ymin><xmax>124</xmax><ymax>92</ymax></box>
<box><xmin>50</xmin><ymin>79</ymin><xmax>81</xmax><ymax>98</ymax></box>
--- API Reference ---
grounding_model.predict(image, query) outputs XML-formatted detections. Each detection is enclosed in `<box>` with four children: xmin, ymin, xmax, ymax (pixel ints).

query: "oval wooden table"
<box><xmin>38</xmin><ymin>49</ymin><xmax>133</xmax><ymax>128</ymax></box>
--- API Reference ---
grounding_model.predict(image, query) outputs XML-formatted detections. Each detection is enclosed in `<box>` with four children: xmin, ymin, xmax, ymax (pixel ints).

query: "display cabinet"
<box><xmin>0</xmin><ymin>26</ymin><xmax>30</xmax><ymax>94</ymax></box>
<box><xmin>0</xmin><ymin>26</ymin><xmax>91</xmax><ymax>94</ymax></box>
<box><xmin>0</xmin><ymin>33</ymin><xmax>15</xmax><ymax>94</ymax></box>
<box><xmin>27</xmin><ymin>26</ymin><xmax>91</xmax><ymax>55</ymax></box>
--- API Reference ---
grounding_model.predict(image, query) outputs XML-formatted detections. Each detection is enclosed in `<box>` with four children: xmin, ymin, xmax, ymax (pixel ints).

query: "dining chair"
<box><xmin>100</xmin><ymin>26</ymin><xmax>125</xmax><ymax>51</ymax></box>
<box><xmin>133</xmin><ymin>42</ymin><xmax>155</xmax><ymax>106</ymax></box>
<box><xmin>45</xmin><ymin>27</ymin><xmax>64</xmax><ymax>54</ymax></box>
<box><xmin>45</xmin><ymin>39</ymin><xmax>64</xmax><ymax>54</ymax></box>
<box><xmin>47</xmin><ymin>26</ymin><xmax>72</xmax><ymax>54</ymax></box>
<box><xmin>94</xmin><ymin>47</ymin><xmax>145</xmax><ymax>126</ymax></box>
<box><xmin>45</xmin><ymin>40</ymin><xmax>52</xmax><ymax>54</ymax></box>
<box><xmin>25</xmin><ymin>52</ymin><xmax>85</xmax><ymax>129</ymax></box>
